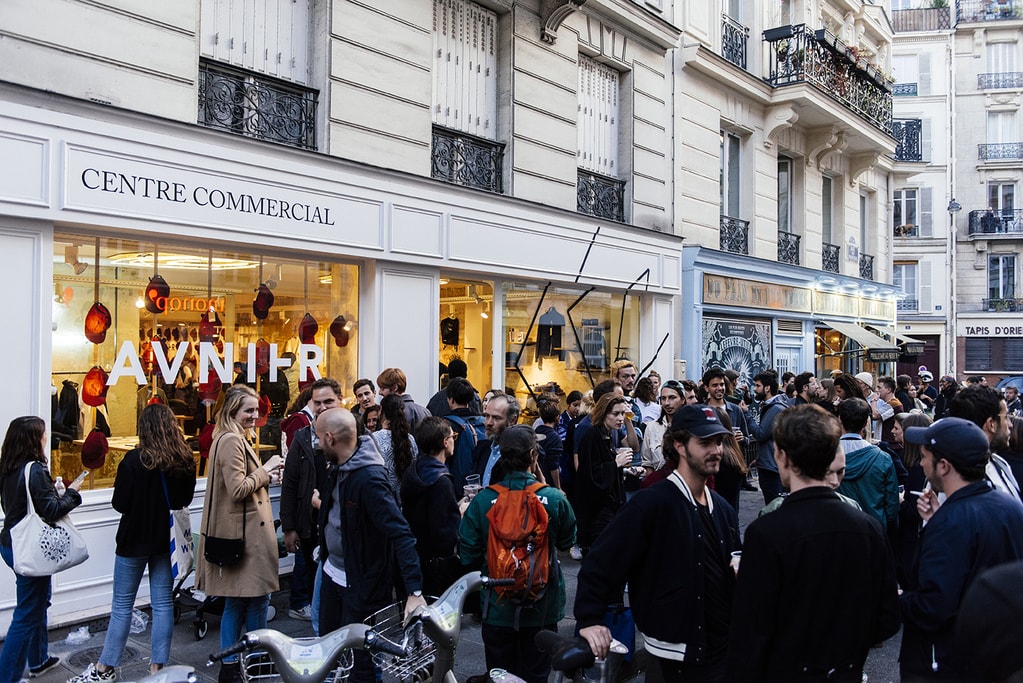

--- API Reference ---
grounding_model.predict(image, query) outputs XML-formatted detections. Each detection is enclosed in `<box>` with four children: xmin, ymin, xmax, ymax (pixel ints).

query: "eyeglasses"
<box><xmin>445</xmin><ymin>432</ymin><xmax>458</xmax><ymax>441</ymax></box>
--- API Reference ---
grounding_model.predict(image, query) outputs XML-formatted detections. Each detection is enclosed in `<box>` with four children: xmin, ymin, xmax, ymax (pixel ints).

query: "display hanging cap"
<box><xmin>84</xmin><ymin>302</ymin><xmax>112</xmax><ymax>344</ymax></box>
<box><xmin>253</xmin><ymin>284</ymin><xmax>274</xmax><ymax>320</ymax></box>
<box><xmin>329</xmin><ymin>315</ymin><xmax>350</xmax><ymax>348</ymax></box>
<box><xmin>82</xmin><ymin>366</ymin><xmax>109</xmax><ymax>407</ymax></box>
<box><xmin>145</xmin><ymin>274</ymin><xmax>170</xmax><ymax>314</ymax></box>
<box><xmin>299</xmin><ymin>312</ymin><xmax>318</xmax><ymax>345</ymax></box>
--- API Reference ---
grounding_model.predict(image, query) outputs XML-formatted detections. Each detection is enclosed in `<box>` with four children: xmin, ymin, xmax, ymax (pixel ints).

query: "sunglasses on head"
<box><xmin>662</xmin><ymin>380</ymin><xmax>684</xmax><ymax>392</ymax></box>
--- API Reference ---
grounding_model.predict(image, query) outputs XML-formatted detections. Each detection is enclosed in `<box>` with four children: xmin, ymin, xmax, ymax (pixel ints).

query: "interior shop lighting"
<box><xmin>108</xmin><ymin>252</ymin><xmax>259</xmax><ymax>270</ymax></box>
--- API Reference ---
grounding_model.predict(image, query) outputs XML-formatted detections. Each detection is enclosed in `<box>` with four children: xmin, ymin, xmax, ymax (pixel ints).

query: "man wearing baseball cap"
<box><xmin>575</xmin><ymin>405</ymin><xmax>741</xmax><ymax>682</ymax></box>
<box><xmin>899</xmin><ymin>417</ymin><xmax>1023</xmax><ymax>681</ymax></box>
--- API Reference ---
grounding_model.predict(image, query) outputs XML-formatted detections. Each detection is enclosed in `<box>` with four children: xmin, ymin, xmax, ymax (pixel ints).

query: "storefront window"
<box><xmin>502</xmin><ymin>282</ymin><xmax>640</xmax><ymax>416</ymax></box>
<box><xmin>51</xmin><ymin>233</ymin><xmax>359</xmax><ymax>489</ymax></box>
<box><xmin>438</xmin><ymin>278</ymin><xmax>494</xmax><ymax>395</ymax></box>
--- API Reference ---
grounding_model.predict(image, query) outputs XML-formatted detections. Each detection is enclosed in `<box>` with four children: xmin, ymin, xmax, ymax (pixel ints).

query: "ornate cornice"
<box><xmin>541</xmin><ymin>0</ymin><xmax>587</xmax><ymax>44</ymax></box>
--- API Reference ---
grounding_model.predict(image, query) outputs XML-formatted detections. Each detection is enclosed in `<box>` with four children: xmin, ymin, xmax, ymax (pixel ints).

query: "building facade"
<box><xmin>675</xmin><ymin>0</ymin><xmax>901</xmax><ymax>385</ymax></box>
<box><xmin>952</xmin><ymin>0</ymin><xmax>1023</xmax><ymax>380</ymax></box>
<box><xmin>0</xmin><ymin>0</ymin><xmax>682</xmax><ymax>629</ymax></box>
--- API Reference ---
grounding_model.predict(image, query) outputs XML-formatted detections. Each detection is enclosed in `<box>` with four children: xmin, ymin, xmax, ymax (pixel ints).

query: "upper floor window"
<box><xmin>578</xmin><ymin>55</ymin><xmax>620</xmax><ymax>178</ymax></box>
<box><xmin>778</xmin><ymin>157</ymin><xmax>792</xmax><ymax>233</ymax></box>
<box><xmin>989</xmin><ymin>42</ymin><xmax>1018</xmax><ymax>74</ymax></box>
<box><xmin>199</xmin><ymin>0</ymin><xmax>310</xmax><ymax>84</ymax></box>
<box><xmin>720</xmin><ymin>131</ymin><xmax>741</xmax><ymax>218</ymax></box>
<box><xmin>822</xmin><ymin>175</ymin><xmax>835</xmax><ymax>245</ymax></box>
<box><xmin>894</xmin><ymin>189</ymin><xmax>918</xmax><ymax>236</ymax></box>
<box><xmin>988</xmin><ymin>110</ymin><xmax>1018</xmax><ymax>143</ymax></box>
<box><xmin>990</xmin><ymin>254</ymin><xmax>1017</xmax><ymax>300</ymax></box>
<box><xmin>989</xmin><ymin>182</ymin><xmax>1016</xmax><ymax>216</ymax></box>
<box><xmin>433</xmin><ymin>0</ymin><xmax>498</xmax><ymax>139</ymax></box>
<box><xmin>893</xmin><ymin>262</ymin><xmax>918</xmax><ymax>311</ymax></box>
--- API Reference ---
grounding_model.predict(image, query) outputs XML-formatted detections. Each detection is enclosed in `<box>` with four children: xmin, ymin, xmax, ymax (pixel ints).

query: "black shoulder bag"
<box><xmin>202</xmin><ymin>435</ymin><xmax>247</xmax><ymax>567</ymax></box>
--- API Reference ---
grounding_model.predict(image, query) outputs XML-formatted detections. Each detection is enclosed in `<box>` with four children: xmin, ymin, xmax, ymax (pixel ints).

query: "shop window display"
<box><xmin>51</xmin><ymin>234</ymin><xmax>359</xmax><ymax>489</ymax></box>
<box><xmin>502</xmin><ymin>282</ymin><xmax>640</xmax><ymax>415</ymax></box>
<box><xmin>438</xmin><ymin>279</ymin><xmax>494</xmax><ymax>394</ymax></box>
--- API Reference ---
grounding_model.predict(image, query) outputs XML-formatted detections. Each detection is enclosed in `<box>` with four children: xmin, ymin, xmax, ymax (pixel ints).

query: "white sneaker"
<box><xmin>569</xmin><ymin>545</ymin><xmax>583</xmax><ymax>561</ymax></box>
<box><xmin>67</xmin><ymin>663</ymin><xmax>116</xmax><ymax>683</ymax></box>
<box><xmin>289</xmin><ymin>605</ymin><xmax>312</xmax><ymax>621</ymax></box>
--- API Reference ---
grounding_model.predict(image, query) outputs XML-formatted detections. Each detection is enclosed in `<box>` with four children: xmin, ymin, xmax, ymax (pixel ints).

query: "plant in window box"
<box><xmin>896</xmin><ymin>224</ymin><xmax>916</xmax><ymax>237</ymax></box>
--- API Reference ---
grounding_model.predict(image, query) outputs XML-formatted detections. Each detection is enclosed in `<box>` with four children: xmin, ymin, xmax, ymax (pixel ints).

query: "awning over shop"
<box><xmin>820</xmin><ymin>319</ymin><xmax>901</xmax><ymax>362</ymax></box>
<box><xmin>893</xmin><ymin>332</ymin><xmax>926</xmax><ymax>355</ymax></box>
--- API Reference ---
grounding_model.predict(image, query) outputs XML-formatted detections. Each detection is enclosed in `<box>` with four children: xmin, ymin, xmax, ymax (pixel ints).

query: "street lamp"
<box><xmin>947</xmin><ymin>198</ymin><xmax>962</xmax><ymax>377</ymax></box>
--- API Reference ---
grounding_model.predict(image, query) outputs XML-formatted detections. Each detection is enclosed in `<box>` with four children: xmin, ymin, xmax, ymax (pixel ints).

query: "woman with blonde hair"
<box><xmin>198</xmin><ymin>385</ymin><xmax>284</xmax><ymax>683</ymax></box>
<box><xmin>69</xmin><ymin>404</ymin><xmax>197</xmax><ymax>682</ymax></box>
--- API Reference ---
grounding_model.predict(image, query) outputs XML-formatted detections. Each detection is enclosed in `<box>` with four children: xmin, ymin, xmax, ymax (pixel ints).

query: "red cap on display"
<box><xmin>256</xmin><ymin>393</ymin><xmax>271</xmax><ymax>428</ymax></box>
<box><xmin>82</xmin><ymin>366</ymin><xmax>109</xmax><ymax>407</ymax></box>
<box><xmin>255</xmin><ymin>339</ymin><xmax>271</xmax><ymax>375</ymax></box>
<box><xmin>197</xmin><ymin>423</ymin><xmax>215</xmax><ymax>461</ymax></box>
<box><xmin>252</xmin><ymin>284</ymin><xmax>274</xmax><ymax>320</ymax></box>
<box><xmin>84</xmin><ymin>302</ymin><xmax>112</xmax><ymax>344</ymax></box>
<box><xmin>198</xmin><ymin>373</ymin><xmax>222</xmax><ymax>405</ymax></box>
<box><xmin>299</xmin><ymin>313</ymin><xmax>318</xmax><ymax>344</ymax></box>
<box><xmin>144</xmin><ymin>275</ymin><xmax>170</xmax><ymax>314</ymax></box>
<box><xmin>81</xmin><ymin>429</ymin><xmax>109</xmax><ymax>469</ymax></box>
<box><xmin>329</xmin><ymin>316</ymin><xmax>350</xmax><ymax>348</ymax></box>
<box><xmin>199</xmin><ymin>312</ymin><xmax>216</xmax><ymax>342</ymax></box>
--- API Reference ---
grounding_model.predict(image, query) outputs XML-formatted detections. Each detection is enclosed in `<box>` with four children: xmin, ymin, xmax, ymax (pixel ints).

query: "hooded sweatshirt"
<box><xmin>837</xmin><ymin>437</ymin><xmax>899</xmax><ymax>530</ymax></box>
<box><xmin>400</xmin><ymin>455</ymin><xmax>460</xmax><ymax>574</ymax></box>
<box><xmin>324</xmin><ymin>434</ymin><xmax>386</xmax><ymax>580</ymax></box>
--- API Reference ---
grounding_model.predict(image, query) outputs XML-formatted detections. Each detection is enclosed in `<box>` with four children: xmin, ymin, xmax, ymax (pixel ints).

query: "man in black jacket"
<box><xmin>315</xmin><ymin>408</ymin><xmax>425</xmax><ymax>683</ymax></box>
<box><xmin>279</xmin><ymin>377</ymin><xmax>340</xmax><ymax>623</ymax></box>
<box><xmin>729</xmin><ymin>404</ymin><xmax>900</xmax><ymax>682</ymax></box>
<box><xmin>575</xmin><ymin>405</ymin><xmax>741</xmax><ymax>682</ymax></box>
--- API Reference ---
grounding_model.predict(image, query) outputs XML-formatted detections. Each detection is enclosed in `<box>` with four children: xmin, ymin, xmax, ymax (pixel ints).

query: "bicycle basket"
<box><xmin>241</xmin><ymin>647</ymin><xmax>354</xmax><ymax>683</ymax></box>
<box><xmin>363</xmin><ymin>601</ymin><xmax>436</xmax><ymax>682</ymax></box>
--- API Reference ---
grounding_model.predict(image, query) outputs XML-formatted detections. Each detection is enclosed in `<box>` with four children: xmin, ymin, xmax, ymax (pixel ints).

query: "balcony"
<box><xmin>968</xmin><ymin>208</ymin><xmax>1023</xmax><ymax>235</ymax></box>
<box><xmin>893</xmin><ymin>83</ymin><xmax>918</xmax><ymax>97</ymax></box>
<box><xmin>577</xmin><ymin>171</ymin><xmax>625</xmax><ymax>222</ymax></box>
<box><xmin>978</xmin><ymin>142</ymin><xmax>1023</xmax><ymax>160</ymax></box>
<box><xmin>984</xmin><ymin>297</ymin><xmax>1023</xmax><ymax>312</ymax></box>
<box><xmin>721</xmin><ymin>14</ymin><xmax>749</xmax><ymax>70</ymax></box>
<box><xmin>895</xmin><ymin>224</ymin><xmax>919</xmax><ymax>238</ymax></box>
<box><xmin>431</xmin><ymin>126</ymin><xmax>505</xmax><ymax>193</ymax></box>
<box><xmin>898</xmin><ymin>298</ymin><xmax>919</xmax><ymax>313</ymax></box>
<box><xmin>959</xmin><ymin>0</ymin><xmax>1023</xmax><ymax>23</ymax></box>
<box><xmin>197</xmin><ymin>60</ymin><xmax>317</xmax><ymax>150</ymax></box>
<box><xmin>822</xmin><ymin>243</ymin><xmax>841</xmax><ymax>273</ymax></box>
<box><xmin>979</xmin><ymin>72</ymin><xmax>1023</xmax><ymax>89</ymax></box>
<box><xmin>778</xmin><ymin>231</ymin><xmax>801</xmax><ymax>265</ymax></box>
<box><xmin>860</xmin><ymin>253</ymin><xmax>875</xmax><ymax>281</ymax></box>
<box><xmin>892</xmin><ymin>119</ymin><xmax>923</xmax><ymax>162</ymax></box>
<box><xmin>720</xmin><ymin>215</ymin><xmax>749</xmax><ymax>255</ymax></box>
<box><xmin>892</xmin><ymin>7</ymin><xmax>952</xmax><ymax>32</ymax></box>
<box><xmin>763</xmin><ymin>25</ymin><xmax>893</xmax><ymax>134</ymax></box>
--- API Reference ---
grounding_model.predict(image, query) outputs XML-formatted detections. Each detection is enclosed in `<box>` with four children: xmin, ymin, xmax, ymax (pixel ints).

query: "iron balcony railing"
<box><xmin>859</xmin><ymin>253</ymin><xmax>875</xmax><ymax>281</ymax></box>
<box><xmin>968</xmin><ymin>208</ymin><xmax>1023</xmax><ymax>234</ymax></box>
<box><xmin>763</xmin><ymin>25</ymin><xmax>893</xmax><ymax>134</ymax></box>
<box><xmin>979</xmin><ymin>72</ymin><xmax>1023</xmax><ymax>89</ymax></box>
<box><xmin>984</xmin><ymin>297</ymin><xmax>1023</xmax><ymax>312</ymax></box>
<box><xmin>197</xmin><ymin>60</ymin><xmax>317</xmax><ymax>150</ymax></box>
<box><xmin>778</xmin><ymin>231</ymin><xmax>801</xmax><ymax>265</ymax></box>
<box><xmin>721</xmin><ymin>14</ymin><xmax>749</xmax><ymax>70</ymax></box>
<box><xmin>893</xmin><ymin>82</ymin><xmax>918</xmax><ymax>97</ymax></box>
<box><xmin>431</xmin><ymin>126</ymin><xmax>505</xmax><ymax>193</ymax></box>
<box><xmin>979</xmin><ymin>142</ymin><xmax>1023</xmax><ymax>160</ymax></box>
<box><xmin>823</xmin><ymin>243</ymin><xmax>841</xmax><ymax>273</ymax></box>
<box><xmin>898</xmin><ymin>298</ymin><xmax>919</xmax><ymax>313</ymax></box>
<box><xmin>720</xmin><ymin>215</ymin><xmax>750</xmax><ymax>255</ymax></box>
<box><xmin>959</xmin><ymin>0</ymin><xmax>1023</xmax><ymax>23</ymax></box>
<box><xmin>577</xmin><ymin>171</ymin><xmax>625</xmax><ymax>222</ymax></box>
<box><xmin>893</xmin><ymin>119</ymin><xmax>923</xmax><ymax>162</ymax></box>
<box><xmin>892</xmin><ymin>7</ymin><xmax>952</xmax><ymax>32</ymax></box>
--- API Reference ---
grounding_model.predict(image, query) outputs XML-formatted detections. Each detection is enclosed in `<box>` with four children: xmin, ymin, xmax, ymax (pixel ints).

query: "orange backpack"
<box><xmin>485</xmin><ymin>481</ymin><xmax>553</xmax><ymax>607</ymax></box>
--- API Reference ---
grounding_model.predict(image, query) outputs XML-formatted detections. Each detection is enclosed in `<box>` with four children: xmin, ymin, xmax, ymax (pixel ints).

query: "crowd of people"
<box><xmin>2</xmin><ymin>360</ymin><xmax>1023</xmax><ymax>682</ymax></box>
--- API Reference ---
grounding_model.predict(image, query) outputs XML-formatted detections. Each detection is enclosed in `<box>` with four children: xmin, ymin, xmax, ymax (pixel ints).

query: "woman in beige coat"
<box><xmin>197</xmin><ymin>385</ymin><xmax>283</xmax><ymax>683</ymax></box>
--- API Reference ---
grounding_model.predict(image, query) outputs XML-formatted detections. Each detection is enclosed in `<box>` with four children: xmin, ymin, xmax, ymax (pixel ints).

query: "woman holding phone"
<box><xmin>0</xmin><ymin>416</ymin><xmax>82</xmax><ymax>682</ymax></box>
<box><xmin>198</xmin><ymin>385</ymin><xmax>283</xmax><ymax>683</ymax></box>
<box><xmin>69</xmin><ymin>403</ymin><xmax>197</xmax><ymax>683</ymax></box>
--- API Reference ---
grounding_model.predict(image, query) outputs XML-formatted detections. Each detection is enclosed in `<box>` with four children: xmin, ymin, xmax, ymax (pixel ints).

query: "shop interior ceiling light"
<box><xmin>108</xmin><ymin>251</ymin><xmax>259</xmax><ymax>270</ymax></box>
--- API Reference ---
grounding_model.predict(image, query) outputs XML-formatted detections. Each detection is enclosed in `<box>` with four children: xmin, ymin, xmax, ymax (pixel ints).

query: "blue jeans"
<box><xmin>311</xmin><ymin>559</ymin><xmax>322</xmax><ymax>637</ymax></box>
<box><xmin>0</xmin><ymin>544</ymin><xmax>51</xmax><ymax>683</ymax></box>
<box><xmin>758</xmin><ymin>468</ymin><xmax>784</xmax><ymax>505</ymax></box>
<box><xmin>99</xmin><ymin>553</ymin><xmax>174</xmax><ymax>667</ymax></box>
<box><xmin>220</xmin><ymin>595</ymin><xmax>270</xmax><ymax>664</ymax></box>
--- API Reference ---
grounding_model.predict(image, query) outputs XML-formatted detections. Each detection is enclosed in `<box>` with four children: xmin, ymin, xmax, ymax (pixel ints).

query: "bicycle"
<box><xmin>207</xmin><ymin>622</ymin><xmax>407</xmax><ymax>683</ymax></box>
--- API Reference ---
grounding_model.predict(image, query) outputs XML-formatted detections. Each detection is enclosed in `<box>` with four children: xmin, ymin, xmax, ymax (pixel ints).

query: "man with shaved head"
<box><xmin>315</xmin><ymin>408</ymin><xmax>425</xmax><ymax>683</ymax></box>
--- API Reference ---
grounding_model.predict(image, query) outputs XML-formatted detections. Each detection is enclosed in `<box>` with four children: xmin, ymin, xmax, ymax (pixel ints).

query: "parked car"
<box><xmin>997</xmin><ymin>376</ymin><xmax>1023</xmax><ymax>393</ymax></box>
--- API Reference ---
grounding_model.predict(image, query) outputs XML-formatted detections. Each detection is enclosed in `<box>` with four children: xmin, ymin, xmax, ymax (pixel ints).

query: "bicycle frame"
<box><xmin>414</xmin><ymin>571</ymin><xmax>485</xmax><ymax>683</ymax></box>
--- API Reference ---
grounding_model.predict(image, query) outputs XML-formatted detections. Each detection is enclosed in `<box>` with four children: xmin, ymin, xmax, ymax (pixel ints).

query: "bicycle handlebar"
<box><xmin>534</xmin><ymin>631</ymin><xmax>596</xmax><ymax>672</ymax></box>
<box><xmin>207</xmin><ymin>638</ymin><xmax>250</xmax><ymax>664</ymax></box>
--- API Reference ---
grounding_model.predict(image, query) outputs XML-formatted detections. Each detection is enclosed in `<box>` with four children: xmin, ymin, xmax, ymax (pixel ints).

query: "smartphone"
<box><xmin>71</xmin><ymin>470</ymin><xmax>89</xmax><ymax>487</ymax></box>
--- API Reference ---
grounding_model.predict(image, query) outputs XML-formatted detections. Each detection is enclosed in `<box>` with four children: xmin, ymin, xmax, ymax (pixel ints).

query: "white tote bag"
<box><xmin>161</xmin><ymin>472</ymin><xmax>193</xmax><ymax>580</ymax></box>
<box><xmin>10</xmin><ymin>462</ymin><xmax>89</xmax><ymax>577</ymax></box>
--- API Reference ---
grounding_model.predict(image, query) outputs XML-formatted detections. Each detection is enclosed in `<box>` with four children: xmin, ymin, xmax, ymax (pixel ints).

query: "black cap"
<box><xmin>904</xmin><ymin>417</ymin><xmax>990</xmax><ymax>470</ymax></box>
<box><xmin>670</xmin><ymin>404</ymin><xmax>732</xmax><ymax>438</ymax></box>
<box><xmin>499</xmin><ymin>424</ymin><xmax>539</xmax><ymax>459</ymax></box>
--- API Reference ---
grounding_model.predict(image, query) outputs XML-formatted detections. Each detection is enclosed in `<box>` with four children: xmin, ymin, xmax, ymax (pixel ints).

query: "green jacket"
<box><xmin>458</xmin><ymin>471</ymin><xmax>577</xmax><ymax>629</ymax></box>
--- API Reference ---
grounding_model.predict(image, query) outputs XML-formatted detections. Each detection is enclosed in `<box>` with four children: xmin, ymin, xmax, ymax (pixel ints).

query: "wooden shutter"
<box><xmin>920</xmin><ymin>187</ymin><xmax>933</xmax><ymax>237</ymax></box>
<box><xmin>578</xmin><ymin>55</ymin><xmax>620</xmax><ymax>177</ymax></box>
<box><xmin>433</xmin><ymin>0</ymin><xmax>498</xmax><ymax>139</ymax></box>
<box><xmin>200</xmin><ymin>0</ymin><xmax>309</xmax><ymax>84</ymax></box>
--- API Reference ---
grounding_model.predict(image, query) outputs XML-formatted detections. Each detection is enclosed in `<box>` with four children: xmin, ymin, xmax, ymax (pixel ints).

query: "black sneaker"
<box><xmin>29</xmin><ymin>656</ymin><xmax>60</xmax><ymax>677</ymax></box>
